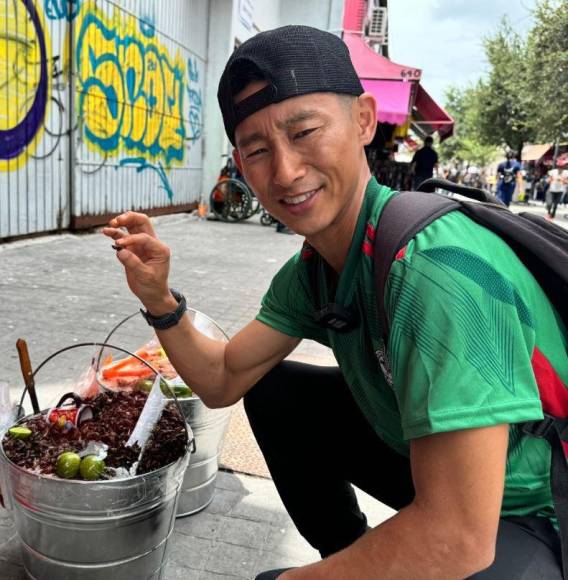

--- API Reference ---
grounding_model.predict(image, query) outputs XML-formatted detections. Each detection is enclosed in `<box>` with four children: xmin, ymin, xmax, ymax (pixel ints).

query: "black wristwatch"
<box><xmin>140</xmin><ymin>289</ymin><xmax>187</xmax><ymax>330</ymax></box>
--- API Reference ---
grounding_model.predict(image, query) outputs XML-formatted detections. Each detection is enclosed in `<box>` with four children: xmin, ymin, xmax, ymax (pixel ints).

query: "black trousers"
<box><xmin>245</xmin><ymin>361</ymin><xmax>562</xmax><ymax>579</ymax></box>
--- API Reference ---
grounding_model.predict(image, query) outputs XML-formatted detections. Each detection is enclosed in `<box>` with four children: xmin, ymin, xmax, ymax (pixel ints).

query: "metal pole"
<box><xmin>68</xmin><ymin>12</ymin><xmax>76</xmax><ymax>228</ymax></box>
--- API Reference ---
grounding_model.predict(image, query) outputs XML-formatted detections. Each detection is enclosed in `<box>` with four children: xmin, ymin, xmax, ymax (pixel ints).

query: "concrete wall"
<box><xmin>279</xmin><ymin>0</ymin><xmax>344</xmax><ymax>33</ymax></box>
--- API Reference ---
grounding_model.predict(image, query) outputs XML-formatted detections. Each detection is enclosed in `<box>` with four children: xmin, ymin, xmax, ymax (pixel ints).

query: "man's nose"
<box><xmin>272</xmin><ymin>146</ymin><xmax>306</xmax><ymax>188</ymax></box>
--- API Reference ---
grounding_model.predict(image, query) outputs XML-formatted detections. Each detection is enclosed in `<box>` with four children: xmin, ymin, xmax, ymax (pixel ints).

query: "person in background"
<box><xmin>410</xmin><ymin>136</ymin><xmax>438</xmax><ymax>190</ymax></box>
<box><xmin>496</xmin><ymin>151</ymin><xmax>522</xmax><ymax>206</ymax></box>
<box><xmin>546</xmin><ymin>166</ymin><xmax>566</xmax><ymax>221</ymax></box>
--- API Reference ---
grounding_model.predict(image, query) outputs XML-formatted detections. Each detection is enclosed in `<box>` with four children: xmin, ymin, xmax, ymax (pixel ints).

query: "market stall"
<box><xmin>343</xmin><ymin>32</ymin><xmax>454</xmax><ymax>189</ymax></box>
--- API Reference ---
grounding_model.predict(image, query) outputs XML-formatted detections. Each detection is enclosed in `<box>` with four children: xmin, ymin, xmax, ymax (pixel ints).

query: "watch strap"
<box><xmin>140</xmin><ymin>289</ymin><xmax>187</xmax><ymax>330</ymax></box>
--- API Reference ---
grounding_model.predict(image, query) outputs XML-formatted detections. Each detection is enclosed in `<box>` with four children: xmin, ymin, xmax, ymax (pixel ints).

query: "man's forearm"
<box><xmin>284</xmin><ymin>502</ymin><xmax>494</xmax><ymax>580</ymax></box>
<box><xmin>154</xmin><ymin>313</ymin><xmax>235</xmax><ymax>407</ymax></box>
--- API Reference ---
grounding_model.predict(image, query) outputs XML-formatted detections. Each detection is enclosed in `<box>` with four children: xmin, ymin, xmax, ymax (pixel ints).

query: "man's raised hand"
<box><xmin>102</xmin><ymin>212</ymin><xmax>174</xmax><ymax>312</ymax></box>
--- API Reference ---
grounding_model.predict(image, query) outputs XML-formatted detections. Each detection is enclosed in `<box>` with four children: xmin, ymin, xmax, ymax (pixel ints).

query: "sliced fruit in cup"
<box><xmin>8</xmin><ymin>426</ymin><xmax>32</xmax><ymax>440</ymax></box>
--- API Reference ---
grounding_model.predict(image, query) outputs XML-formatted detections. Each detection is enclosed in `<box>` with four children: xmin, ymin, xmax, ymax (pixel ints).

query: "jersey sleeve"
<box><xmin>256</xmin><ymin>255</ymin><xmax>330</xmax><ymax>344</ymax></box>
<box><xmin>385</xmin><ymin>242</ymin><xmax>544</xmax><ymax>440</ymax></box>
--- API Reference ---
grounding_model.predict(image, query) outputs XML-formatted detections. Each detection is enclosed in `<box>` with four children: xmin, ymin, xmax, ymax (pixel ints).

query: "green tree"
<box><xmin>526</xmin><ymin>0</ymin><xmax>568</xmax><ymax>143</ymax></box>
<box><xmin>474</xmin><ymin>18</ymin><xmax>536</xmax><ymax>157</ymax></box>
<box><xmin>439</xmin><ymin>85</ymin><xmax>498</xmax><ymax>167</ymax></box>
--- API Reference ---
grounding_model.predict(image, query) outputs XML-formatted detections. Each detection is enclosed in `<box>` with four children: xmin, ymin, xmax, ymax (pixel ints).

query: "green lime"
<box><xmin>8</xmin><ymin>426</ymin><xmax>32</xmax><ymax>440</ymax></box>
<box><xmin>56</xmin><ymin>452</ymin><xmax>81</xmax><ymax>479</ymax></box>
<box><xmin>136</xmin><ymin>379</ymin><xmax>154</xmax><ymax>393</ymax></box>
<box><xmin>171</xmin><ymin>384</ymin><xmax>192</xmax><ymax>398</ymax></box>
<box><xmin>79</xmin><ymin>455</ymin><xmax>106</xmax><ymax>481</ymax></box>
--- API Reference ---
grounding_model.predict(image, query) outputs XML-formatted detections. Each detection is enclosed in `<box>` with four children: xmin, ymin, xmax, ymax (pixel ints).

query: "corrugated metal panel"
<box><xmin>0</xmin><ymin>0</ymin><xmax>71</xmax><ymax>239</ymax></box>
<box><xmin>72</xmin><ymin>0</ymin><xmax>206</xmax><ymax>223</ymax></box>
<box><xmin>0</xmin><ymin>0</ymin><xmax>207</xmax><ymax>239</ymax></box>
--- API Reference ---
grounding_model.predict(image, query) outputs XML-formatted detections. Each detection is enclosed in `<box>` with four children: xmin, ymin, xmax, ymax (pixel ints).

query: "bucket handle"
<box><xmin>2</xmin><ymin>342</ymin><xmax>194</xmax><ymax>510</ymax></box>
<box><xmin>95</xmin><ymin>309</ymin><xmax>229</xmax><ymax>373</ymax></box>
<box><xmin>15</xmin><ymin>342</ymin><xmax>193</xmax><ymax>450</ymax></box>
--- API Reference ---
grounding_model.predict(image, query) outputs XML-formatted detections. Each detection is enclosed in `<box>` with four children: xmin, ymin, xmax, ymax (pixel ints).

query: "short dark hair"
<box><xmin>425</xmin><ymin>136</ymin><xmax>434</xmax><ymax>146</ymax></box>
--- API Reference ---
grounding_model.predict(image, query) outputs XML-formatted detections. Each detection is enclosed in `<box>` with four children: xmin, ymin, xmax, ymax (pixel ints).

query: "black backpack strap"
<box><xmin>524</xmin><ymin>417</ymin><xmax>568</xmax><ymax>580</ymax></box>
<box><xmin>417</xmin><ymin>177</ymin><xmax>502</xmax><ymax>204</ymax></box>
<box><xmin>373</xmin><ymin>191</ymin><xmax>459</xmax><ymax>346</ymax></box>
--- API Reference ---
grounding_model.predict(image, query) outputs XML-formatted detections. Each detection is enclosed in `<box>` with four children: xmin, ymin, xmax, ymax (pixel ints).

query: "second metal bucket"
<box><xmin>99</xmin><ymin>308</ymin><xmax>234</xmax><ymax>517</ymax></box>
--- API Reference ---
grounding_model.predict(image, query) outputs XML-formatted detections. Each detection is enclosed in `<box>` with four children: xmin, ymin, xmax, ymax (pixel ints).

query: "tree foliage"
<box><xmin>438</xmin><ymin>85</ymin><xmax>498</xmax><ymax>167</ymax></box>
<box><xmin>475</xmin><ymin>18</ymin><xmax>536</xmax><ymax>157</ymax></box>
<box><xmin>441</xmin><ymin>1</ymin><xmax>568</xmax><ymax>164</ymax></box>
<box><xmin>526</xmin><ymin>0</ymin><xmax>568</xmax><ymax>141</ymax></box>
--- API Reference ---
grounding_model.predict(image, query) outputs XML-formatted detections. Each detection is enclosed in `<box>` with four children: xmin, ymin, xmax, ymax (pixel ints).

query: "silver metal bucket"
<box><xmin>176</xmin><ymin>397</ymin><xmax>232</xmax><ymax>516</ymax></box>
<box><xmin>0</xmin><ymin>444</ymin><xmax>189</xmax><ymax>580</ymax></box>
<box><xmin>0</xmin><ymin>341</ymin><xmax>193</xmax><ymax>579</ymax></box>
<box><xmin>98</xmin><ymin>309</ymin><xmax>234</xmax><ymax>517</ymax></box>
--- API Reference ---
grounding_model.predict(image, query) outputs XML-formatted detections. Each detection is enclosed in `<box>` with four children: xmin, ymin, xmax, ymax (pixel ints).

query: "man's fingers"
<box><xmin>115</xmin><ymin>247</ymin><xmax>145</xmax><ymax>271</ymax></box>
<box><xmin>109</xmin><ymin>211</ymin><xmax>157</xmax><ymax>237</ymax></box>
<box><xmin>102</xmin><ymin>227</ymin><xmax>127</xmax><ymax>241</ymax></box>
<box><xmin>114</xmin><ymin>232</ymin><xmax>170</xmax><ymax>259</ymax></box>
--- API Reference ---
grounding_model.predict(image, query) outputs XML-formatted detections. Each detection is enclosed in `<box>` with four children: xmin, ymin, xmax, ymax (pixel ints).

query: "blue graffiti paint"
<box><xmin>45</xmin><ymin>0</ymin><xmax>81</xmax><ymax>21</ymax></box>
<box><xmin>119</xmin><ymin>157</ymin><xmax>175</xmax><ymax>200</ymax></box>
<box><xmin>186</xmin><ymin>57</ymin><xmax>202</xmax><ymax>144</ymax></box>
<box><xmin>139</xmin><ymin>13</ymin><xmax>156</xmax><ymax>38</ymax></box>
<box><xmin>75</xmin><ymin>8</ymin><xmax>187</xmax><ymax>166</ymax></box>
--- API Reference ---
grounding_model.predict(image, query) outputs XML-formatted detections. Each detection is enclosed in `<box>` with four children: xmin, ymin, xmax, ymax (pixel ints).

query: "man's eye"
<box><xmin>246</xmin><ymin>148</ymin><xmax>266</xmax><ymax>159</ymax></box>
<box><xmin>295</xmin><ymin>128</ymin><xmax>316</xmax><ymax>140</ymax></box>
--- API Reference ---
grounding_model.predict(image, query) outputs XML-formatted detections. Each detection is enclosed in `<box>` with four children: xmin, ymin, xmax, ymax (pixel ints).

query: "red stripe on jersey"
<box><xmin>366</xmin><ymin>223</ymin><xmax>376</xmax><ymax>241</ymax></box>
<box><xmin>362</xmin><ymin>240</ymin><xmax>373</xmax><ymax>257</ymax></box>
<box><xmin>531</xmin><ymin>347</ymin><xmax>568</xmax><ymax>418</ymax></box>
<box><xmin>395</xmin><ymin>245</ymin><xmax>407</xmax><ymax>261</ymax></box>
<box><xmin>301</xmin><ymin>242</ymin><xmax>314</xmax><ymax>260</ymax></box>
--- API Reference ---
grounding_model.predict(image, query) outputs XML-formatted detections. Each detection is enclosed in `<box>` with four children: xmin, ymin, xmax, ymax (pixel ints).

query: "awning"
<box><xmin>360</xmin><ymin>79</ymin><xmax>412</xmax><ymax>125</ymax></box>
<box><xmin>521</xmin><ymin>143</ymin><xmax>553</xmax><ymax>162</ymax></box>
<box><xmin>412</xmin><ymin>84</ymin><xmax>454</xmax><ymax>141</ymax></box>
<box><xmin>344</xmin><ymin>33</ymin><xmax>422</xmax><ymax>81</ymax></box>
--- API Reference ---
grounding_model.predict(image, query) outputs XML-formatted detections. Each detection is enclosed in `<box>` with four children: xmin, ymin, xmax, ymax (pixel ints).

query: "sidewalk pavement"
<box><xmin>0</xmin><ymin>201</ymin><xmax>565</xmax><ymax>578</ymax></box>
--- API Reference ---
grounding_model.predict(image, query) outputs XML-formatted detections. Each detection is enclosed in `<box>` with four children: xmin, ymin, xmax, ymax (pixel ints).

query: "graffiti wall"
<box><xmin>0</xmin><ymin>0</ymin><xmax>206</xmax><ymax>238</ymax></box>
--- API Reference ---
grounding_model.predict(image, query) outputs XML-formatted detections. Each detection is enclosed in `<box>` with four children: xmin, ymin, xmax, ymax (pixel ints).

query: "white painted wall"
<box><xmin>279</xmin><ymin>0</ymin><xmax>344</xmax><ymax>33</ymax></box>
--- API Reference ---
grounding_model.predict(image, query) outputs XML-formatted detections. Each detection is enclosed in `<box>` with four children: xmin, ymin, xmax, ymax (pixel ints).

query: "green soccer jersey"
<box><xmin>256</xmin><ymin>177</ymin><xmax>568</xmax><ymax>525</ymax></box>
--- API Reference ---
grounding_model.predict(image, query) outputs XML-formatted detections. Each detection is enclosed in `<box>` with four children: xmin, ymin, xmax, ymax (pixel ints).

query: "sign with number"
<box><xmin>400</xmin><ymin>69</ymin><xmax>421</xmax><ymax>80</ymax></box>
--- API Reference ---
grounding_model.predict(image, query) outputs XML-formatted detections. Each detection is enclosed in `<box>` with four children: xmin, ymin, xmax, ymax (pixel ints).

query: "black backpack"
<box><xmin>374</xmin><ymin>178</ymin><xmax>568</xmax><ymax>578</ymax></box>
<box><xmin>502</xmin><ymin>160</ymin><xmax>517</xmax><ymax>184</ymax></box>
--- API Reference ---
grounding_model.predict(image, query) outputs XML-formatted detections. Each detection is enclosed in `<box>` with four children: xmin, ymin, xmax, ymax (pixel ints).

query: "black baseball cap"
<box><xmin>218</xmin><ymin>25</ymin><xmax>364</xmax><ymax>146</ymax></box>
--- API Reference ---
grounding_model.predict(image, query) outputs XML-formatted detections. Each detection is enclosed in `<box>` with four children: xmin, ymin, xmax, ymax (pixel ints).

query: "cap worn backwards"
<box><xmin>217</xmin><ymin>25</ymin><xmax>363</xmax><ymax>145</ymax></box>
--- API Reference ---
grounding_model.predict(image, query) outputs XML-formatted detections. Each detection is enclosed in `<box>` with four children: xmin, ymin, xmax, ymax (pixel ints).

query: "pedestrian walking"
<box><xmin>410</xmin><ymin>136</ymin><xmax>438</xmax><ymax>190</ymax></box>
<box><xmin>104</xmin><ymin>26</ymin><xmax>566</xmax><ymax>580</ymax></box>
<box><xmin>496</xmin><ymin>151</ymin><xmax>521</xmax><ymax>206</ymax></box>
<box><xmin>546</xmin><ymin>166</ymin><xmax>566</xmax><ymax>220</ymax></box>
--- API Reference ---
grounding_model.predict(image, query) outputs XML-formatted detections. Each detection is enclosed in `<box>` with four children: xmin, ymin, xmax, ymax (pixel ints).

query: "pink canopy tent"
<box><xmin>343</xmin><ymin>33</ymin><xmax>421</xmax><ymax>126</ymax></box>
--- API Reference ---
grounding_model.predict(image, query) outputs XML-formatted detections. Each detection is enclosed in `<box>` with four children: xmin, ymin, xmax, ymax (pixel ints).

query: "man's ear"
<box><xmin>356</xmin><ymin>92</ymin><xmax>378</xmax><ymax>146</ymax></box>
<box><xmin>233</xmin><ymin>149</ymin><xmax>243</xmax><ymax>174</ymax></box>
